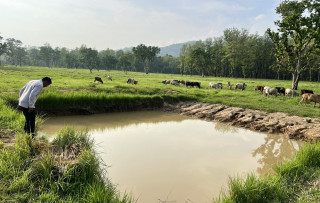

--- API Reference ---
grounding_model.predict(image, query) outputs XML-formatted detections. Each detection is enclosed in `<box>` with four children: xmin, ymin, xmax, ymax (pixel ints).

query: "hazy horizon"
<box><xmin>0</xmin><ymin>0</ymin><xmax>280</xmax><ymax>50</ymax></box>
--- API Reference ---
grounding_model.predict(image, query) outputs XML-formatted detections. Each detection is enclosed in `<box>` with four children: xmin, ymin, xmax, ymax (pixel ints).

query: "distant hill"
<box><xmin>121</xmin><ymin>41</ymin><xmax>196</xmax><ymax>57</ymax></box>
<box><xmin>159</xmin><ymin>41</ymin><xmax>196</xmax><ymax>57</ymax></box>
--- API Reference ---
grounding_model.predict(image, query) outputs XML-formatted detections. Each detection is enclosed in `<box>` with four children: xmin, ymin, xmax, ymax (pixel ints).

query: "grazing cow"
<box><xmin>285</xmin><ymin>89</ymin><xmax>299</xmax><ymax>97</ymax></box>
<box><xmin>209</xmin><ymin>82</ymin><xmax>223</xmax><ymax>89</ymax></box>
<box><xmin>127</xmin><ymin>78</ymin><xmax>138</xmax><ymax>85</ymax></box>
<box><xmin>254</xmin><ymin>85</ymin><xmax>264</xmax><ymax>93</ymax></box>
<box><xmin>235</xmin><ymin>83</ymin><xmax>247</xmax><ymax>91</ymax></box>
<box><xmin>227</xmin><ymin>82</ymin><xmax>232</xmax><ymax>90</ymax></box>
<box><xmin>127</xmin><ymin>78</ymin><xmax>134</xmax><ymax>84</ymax></box>
<box><xmin>193</xmin><ymin>82</ymin><xmax>201</xmax><ymax>88</ymax></box>
<box><xmin>264</xmin><ymin>88</ymin><xmax>279</xmax><ymax>97</ymax></box>
<box><xmin>275</xmin><ymin>87</ymin><xmax>285</xmax><ymax>96</ymax></box>
<box><xmin>162</xmin><ymin>80</ymin><xmax>170</xmax><ymax>84</ymax></box>
<box><xmin>301</xmin><ymin>89</ymin><xmax>314</xmax><ymax>95</ymax></box>
<box><xmin>94</xmin><ymin>77</ymin><xmax>103</xmax><ymax>84</ymax></box>
<box><xmin>307</xmin><ymin>94</ymin><xmax>320</xmax><ymax>108</ymax></box>
<box><xmin>180</xmin><ymin>80</ymin><xmax>186</xmax><ymax>85</ymax></box>
<box><xmin>170</xmin><ymin>80</ymin><xmax>180</xmax><ymax>86</ymax></box>
<box><xmin>186</xmin><ymin>81</ymin><xmax>201</xmax><ymax>88</ymax></box>
<box><xmin>299</xmin><ymin>93</ymin><xmax>313</xmax><ymax>106</ymax></box>
<box><xmin>107</xmin><ymin>76</ymin><xmax>112</xmax><ymax>81</ymax></box>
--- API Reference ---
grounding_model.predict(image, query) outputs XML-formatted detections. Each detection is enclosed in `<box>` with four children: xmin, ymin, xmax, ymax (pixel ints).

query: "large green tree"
<box><xmin>79</xmin><ymin>46</ymin><xmax>99</xmax><ymax>73</ymax></box>
<box><xmin>39</xmin><ymin>43</ymin><xmax>54</xmax><ymax>68</ymax></box>
<box><xmin>132</xmin><ymin>44</ymin><xmax>160</xmax><ymax>74</ymax></box>
<box><xmin>5</xmin><ymin>38</ymin><xmax>22</xmax><ymax>66</ymax></box>
<box><xmin>267</xmin><ymin>0</ymin><xmax>320</xmax><ymax>89</ymax></box>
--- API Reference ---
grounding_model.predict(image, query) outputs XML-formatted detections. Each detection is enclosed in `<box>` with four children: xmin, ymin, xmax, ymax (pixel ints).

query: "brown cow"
<box><xmin>227</xmin><ymin>82</ymin><xmax>232</xmax><ymax>90</ymax></box>
<box><xmin>254</xmin><ymin>85</ymin><xmax>264</xmax><ymax>93</ymax></box>
<box><xmin>94</xmin><ymin>77</ymin><xmax>103</xmax><ymax>84</ymax></box>
<box><xmin>299</xmin><ymin>93</ymin><xmax>312</xmax><ymax>106</ymax></box>
<box><xmin>308</xmin><ymin>94</ymin><xmax>320</xmax><ymax>108</ymax></box>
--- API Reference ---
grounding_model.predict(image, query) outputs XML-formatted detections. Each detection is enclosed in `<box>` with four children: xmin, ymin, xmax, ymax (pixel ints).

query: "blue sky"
<box><xmin>0</xmin><ymin>0</ymin><xmax>281</xmax><ymax>50</ymax></box>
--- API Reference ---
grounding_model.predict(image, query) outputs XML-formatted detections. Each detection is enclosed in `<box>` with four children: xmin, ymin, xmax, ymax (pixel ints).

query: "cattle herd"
<box><xmin>93</xmin><ymin>76</ymin><xmax>320</xmax><ymax>108</ymax></box>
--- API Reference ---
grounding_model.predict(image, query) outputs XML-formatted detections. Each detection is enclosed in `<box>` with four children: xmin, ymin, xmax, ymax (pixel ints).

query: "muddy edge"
<box><xmin>163</xmin><ymin>102</ymin><xmax>320</xmax><ymax>141</ymax></box>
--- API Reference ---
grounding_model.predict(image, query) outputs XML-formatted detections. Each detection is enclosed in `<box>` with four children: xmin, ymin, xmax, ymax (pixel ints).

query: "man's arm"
<box><xmin>28</xmin><ymin>85</ymin><xmax>42</xmax><ymax>109</ymax></box>
<box><xmin>19</xmin><ymin>84</ymin><xmax>27</xmax><ymax>99</ymax></box>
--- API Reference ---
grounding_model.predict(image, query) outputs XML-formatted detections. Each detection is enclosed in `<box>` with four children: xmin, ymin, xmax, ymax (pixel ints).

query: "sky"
<box><xmin>0</xmin><ymin>0</ymin><xmax>281</xmax><ymax>50</ymax></box>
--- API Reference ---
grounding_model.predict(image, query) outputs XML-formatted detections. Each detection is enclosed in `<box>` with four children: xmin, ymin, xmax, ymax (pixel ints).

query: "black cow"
<box><xmin>186</xmin><ymin>81</ymin><xmax>201</xmax><ymax>88</ymax></box>
<box><xmin>301</xmin><ymin>89</ymin><xmax>314</xmax><ymax>95</ymax></box>
<box><xmin>275</xmin><ymin>87</ymin><xmax>285</xmax><ymax>96</ymax></box>
<box><xmin>94</xmin><ymin>77</ymin><xmax>103</xmax><ymax>84</ymax></box>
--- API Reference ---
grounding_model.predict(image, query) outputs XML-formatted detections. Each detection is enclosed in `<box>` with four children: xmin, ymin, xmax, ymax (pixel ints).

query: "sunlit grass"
<box><xmin>1</xmin><ymin>65</ymin><xmax>320</xmax><ymax>117</ymax></box>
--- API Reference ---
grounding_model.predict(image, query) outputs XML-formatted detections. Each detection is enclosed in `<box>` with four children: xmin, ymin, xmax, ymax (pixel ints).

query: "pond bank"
<box><xmin>163</xmin><ymin>102</ymin><xmax>320</xmax><ymax>140</ymax></box>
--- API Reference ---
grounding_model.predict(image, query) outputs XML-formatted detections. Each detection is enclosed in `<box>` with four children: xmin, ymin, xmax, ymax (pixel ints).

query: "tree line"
<box><xmin>0</xmin><ymin>0</ymin><xmax>320</xmax><ymax>89</ymax></box>
<box><xmin>0</xmin><ymin>38</ymin><xmax>179</xmax><ymax>74</ymax></box>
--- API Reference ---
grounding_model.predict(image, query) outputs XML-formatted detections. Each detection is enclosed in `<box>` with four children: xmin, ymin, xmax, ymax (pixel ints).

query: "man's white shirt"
<box><xmin>18</xmin><ymin>80</ymin><xmax>43</xmax><ymax>108</ymax></box>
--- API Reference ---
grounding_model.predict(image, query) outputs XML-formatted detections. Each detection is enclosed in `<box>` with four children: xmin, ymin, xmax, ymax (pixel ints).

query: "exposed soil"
<box><xmin>0</xmin><ymin>129</ymin><xmax>16</xmax><ymax>149</ymax></box>
<box><xmin>163</xmin><ymin>102</ymin><xmax>320</xmax><ymax>140</ymax></box>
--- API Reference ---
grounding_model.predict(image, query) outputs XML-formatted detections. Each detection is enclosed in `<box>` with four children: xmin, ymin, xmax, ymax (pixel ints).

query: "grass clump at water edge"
<box><xmin>216</xmin><ymin>142</ymin><xmax>320</xmax><ymax>203</ymax></box>
<box><xmin>0</xmin><ymin>127</ymin><xmax>135</xmax><ymax>202</ymax></box>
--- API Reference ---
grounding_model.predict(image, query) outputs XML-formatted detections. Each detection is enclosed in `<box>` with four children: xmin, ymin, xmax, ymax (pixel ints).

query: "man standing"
<box><xmin>18</xmin><ymin>77</ymin><xmax>52</xmax><ymax>137</ymax></box>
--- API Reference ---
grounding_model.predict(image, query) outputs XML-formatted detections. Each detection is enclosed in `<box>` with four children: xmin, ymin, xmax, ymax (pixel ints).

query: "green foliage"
<box><xmin>267</xmin><ymin>0</ymin><xmax>320</xmax><ymax>89</ymax></box>
<box><xmin>132</xmin><ymin>44</ymin><xmax>160</xmax><ymax>73</ymax></box>
<box><xmin>80</xmin><ymin>45</ymin><xmax>99</xmax><ymax>73</ymax></box>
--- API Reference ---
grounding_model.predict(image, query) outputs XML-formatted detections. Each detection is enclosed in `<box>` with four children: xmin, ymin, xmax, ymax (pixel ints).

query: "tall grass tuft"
<box><xmin>0</xmin><ymin>126</ymin><xmax>133</xmax><ymax>202</ymax></box>
<box><xmin>52</xmin><ymin>127</ymin><xmax>94</xmax><ymax>153</ymax></box>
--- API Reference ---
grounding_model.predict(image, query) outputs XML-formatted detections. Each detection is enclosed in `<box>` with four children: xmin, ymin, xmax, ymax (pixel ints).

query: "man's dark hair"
<box><xmin>42</xmin><ymin>77</ymin><xmax>52</xmax><ymax>84</ymax></box>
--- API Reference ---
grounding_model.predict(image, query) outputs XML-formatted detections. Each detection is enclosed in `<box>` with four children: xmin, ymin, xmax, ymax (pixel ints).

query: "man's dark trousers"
<box><xmin>20</xmin><ymin>106</ymin><xmax>35</xmax><ymax>136</ymax></box>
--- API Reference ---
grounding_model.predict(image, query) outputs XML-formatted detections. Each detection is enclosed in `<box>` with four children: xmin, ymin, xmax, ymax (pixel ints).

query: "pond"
<box><xmin>40</xmin><ymin>111</ymin><xmax>303</xmax><ymax>203</ymax></box>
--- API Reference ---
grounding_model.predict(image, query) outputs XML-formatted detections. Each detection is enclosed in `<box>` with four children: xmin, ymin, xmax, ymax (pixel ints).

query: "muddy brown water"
<box><xmin>40</xmin><ymin>111</ymin><xmax>303</xmax><ymax>203</ymax></box>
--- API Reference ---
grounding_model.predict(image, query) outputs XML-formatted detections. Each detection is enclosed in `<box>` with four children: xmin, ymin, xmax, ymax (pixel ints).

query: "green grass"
<box><xmin>1</xmin><ymin>65</ymin><xmax>320</xmax><ymax>117</ymax></box>
<box><xmin>217</xmin><ymin>142</ymin><xmax>320</xmax><ymax>202</ymax></box>
<box><xmin>2</xmin><ymin>65</ymin><xmax>320</xmax><ymax>202</ymax></box>
<box><xmin>0</xmin><ymin>127</ymin><xmax>134</xmax><ymax>202</ymax></box>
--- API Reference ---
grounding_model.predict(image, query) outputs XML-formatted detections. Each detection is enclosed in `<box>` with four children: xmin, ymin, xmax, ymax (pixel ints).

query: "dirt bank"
<box><xmin>163</xmin><ymin>102</ymin><xmax>320</xmax><ymax>140</ymax></box>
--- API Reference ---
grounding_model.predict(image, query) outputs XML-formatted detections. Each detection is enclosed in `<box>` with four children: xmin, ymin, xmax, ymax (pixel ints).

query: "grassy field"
<box><xmin>1</xmin><ymin>65</ymin><xmax>320</xmax><ymax>202</ymax></box>
<box><xmin>1</xmin><ymin>65</ymin><xmax>320</xmax><ymax>118</ymax></box>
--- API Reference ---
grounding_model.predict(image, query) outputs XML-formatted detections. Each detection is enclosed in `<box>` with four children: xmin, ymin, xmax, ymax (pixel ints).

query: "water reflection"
<box><xmin>41</xmin><ymin>111</ymin><xmax>195</xmax><ymax>136</ymax></box>
<box><xmin>214</xmin><ymin>122</ymin><xmax>239</xmax><ymax>133</ymax></box>
<box><xmin>252</xmin><ymin>133</ymin><xmax>303</xmax><ymax>176</ymax></box>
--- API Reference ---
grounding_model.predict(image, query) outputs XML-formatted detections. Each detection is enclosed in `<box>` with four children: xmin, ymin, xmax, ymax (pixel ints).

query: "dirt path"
<box><xmin>164</xmin><ymin>102</ymin><xmax>320</xmax><ymax>140</ymax></box>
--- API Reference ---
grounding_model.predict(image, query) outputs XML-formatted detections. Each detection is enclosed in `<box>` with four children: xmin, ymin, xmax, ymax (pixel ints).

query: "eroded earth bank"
<box><xmin>164</xmin><ymin>102</ymin><xmax>320</xmax><ymax>140</ymax></box>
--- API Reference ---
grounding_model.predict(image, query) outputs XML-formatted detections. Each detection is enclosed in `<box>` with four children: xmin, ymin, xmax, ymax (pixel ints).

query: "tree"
<box><xmin>102</xmin><ymin>54</ymin><xmax>118</xmax><ymax>70</ymax></box>
<box><xmin>179</xmin><ymin>44</ymin><xmax>187</xmax><ymax>75</ymax></box>
<box><xmin>5</xmin><ymin>38</ymin><xmax>22</xmax><ymax>66</ymax></box>
<box><xmin>16</xmin><ymin>47</ymin><xmax>27</xmax><ymax>66</ymax></box>
<box><xmin>0</xmin><ymin>35</ymin><xmax>7</xmax><ymax>66</ymax></box>
<box><xmin>119</xmin><ymin>55</ymin><xmax>131</xmax><ymax>72</ymax></box>
<box><xmin>267</xmin><ymin>0</ymin><xmax>320</xmax><ymax>89</ymax></box>
<box><xmin>39</xmin><ymin>43</ymin><xmax>54</xmax><ymax>68</ymax></box>
<box><xmin>132</xmin><ymin>44</ymin><xmax>160</xmax><ymax>74</ymax></box>
<box><xmin>79</xmin><ymin>46</ymin><xmax>99</xmax><ymax>73</ymax></box>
